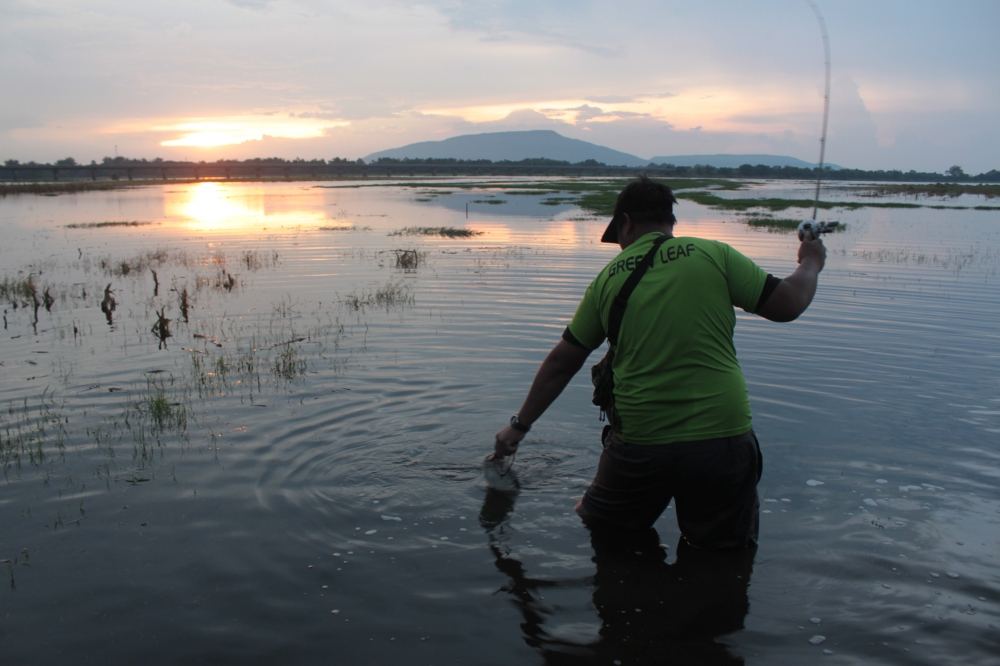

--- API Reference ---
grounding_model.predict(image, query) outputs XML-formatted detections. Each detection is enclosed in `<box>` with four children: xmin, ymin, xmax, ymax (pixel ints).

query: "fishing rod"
<box><xmin>798</xmin><ymin>0</ymin><xmax>839</xmax><ymax>241</ymax></box>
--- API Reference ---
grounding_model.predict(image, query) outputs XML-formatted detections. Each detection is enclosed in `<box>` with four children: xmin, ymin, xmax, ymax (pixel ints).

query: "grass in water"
<box><xmin>98</xmin><ymin>249</ymin><xmax>170</xmax><ymax>277</ymax></box>
<box><xmin>191</xmin><ymin>347</ymin><xmax>260</xmax><ymax>399</ymax></box>
<box><xmin>189</xmin><ymin>326</ymin><xmax>327</xmax><ymax>399</ymax></box>
<box><xmin>273</xmin><ymin>343</ymin><xmax>307</xmax><ymax>382</ymax></box>
<box><xmin>0</xmin><ymin>181</ymin><xmax>146</xmax><ymax>197</ymax></box>
<box><xmin>855</xmin><ymin>183</ymin><xmax>1000</xmax><ymax>198</ymax></box>
<box><xmin>142</xmin><ymin>378</ymin><xmax>188</xmax><ymax>433</ymax></box>
<box><xmin>1</xmin><ymin>392</ymin><xmax>66</xmax><ymax>471</ymax></box>
<box><xmin>0</xmin><ymin>275</ymin><xmax>40</xmax><ymax>307</ymax></box>
<box><xmin>683</xmin><ymin>191</ymin><xmax>995</xmax><ymax>213</ymax></box>
<box><xmin>345</xmin><ymin>281</ymin><xmax>414</xmax><ymax>311</ymax></box>
<box><xmin>318</xmin><ymin>225</ymin><xmax>371</xmax><ymax>232</ymax></box>
<box><xmin>65</xmin><ymin>221</ymin><xmax>152</xmax><ymax>229</ymax></box>
<box><xmin>319</xmin><ymin>178</ymin><xmax>747</xmax><ymax>219</ymax></box>
<box><xmin>745</xmin><ymin>217</ymin><xmax>804</xmax><ymax>231</ymax></box>
<box><xmin>744</xmin><ymin>217</ymin><xmax>848</xmax><ymax>233</ymax></box>
<box><xmin>682</xmin><ymin>192</ymin><xmax>852</xmax><ymax>212</ymax></box>
<box><xmin>388</xmin><ymin>226</ymin><xmax>481</xmax><ymax>238</ymax></box>
<box><xmin>241</xmin><ymin>249</ymin><xmax>280</xmax><ymax>270</ymax></box>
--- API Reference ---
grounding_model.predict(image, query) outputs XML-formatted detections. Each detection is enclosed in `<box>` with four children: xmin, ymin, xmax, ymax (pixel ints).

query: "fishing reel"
<box><xmin>797</xmin><ymin>219</ymin><xmax>840</xmax><ymax>241</ymax></box>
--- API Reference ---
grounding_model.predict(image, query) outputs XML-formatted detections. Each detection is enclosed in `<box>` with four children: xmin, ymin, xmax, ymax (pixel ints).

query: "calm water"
<box><xmin>1</xmin><ymin>179</ymin><xmax>998</xmax><ymax>665</ymax></box>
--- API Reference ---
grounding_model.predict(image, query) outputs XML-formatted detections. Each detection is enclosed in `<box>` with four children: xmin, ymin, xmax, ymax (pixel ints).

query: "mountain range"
<box><xmin>364</xmin><ymin>130</ymin><xmax>829</xmax><ymax>169</ymax></box>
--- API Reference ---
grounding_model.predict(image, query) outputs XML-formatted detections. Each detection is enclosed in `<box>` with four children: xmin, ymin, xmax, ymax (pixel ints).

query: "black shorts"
<box><xmin>577</xmin><ymin>430</ymin><xmax>763</xmax><ymax>549</ymax></box>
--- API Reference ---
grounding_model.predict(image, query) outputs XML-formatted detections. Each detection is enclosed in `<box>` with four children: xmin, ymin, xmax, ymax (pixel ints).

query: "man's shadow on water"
<box><xmin>480</xmin><ymin>486</ymin><xmax>755</xmax><ymax>666</ymax></box>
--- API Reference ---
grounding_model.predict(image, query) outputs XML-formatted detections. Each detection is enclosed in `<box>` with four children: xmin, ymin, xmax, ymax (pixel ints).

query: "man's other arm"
<box><xmin>494</xmin><ymin>339</ymin><xmax>591</xmax><ymax>455</ymax></box>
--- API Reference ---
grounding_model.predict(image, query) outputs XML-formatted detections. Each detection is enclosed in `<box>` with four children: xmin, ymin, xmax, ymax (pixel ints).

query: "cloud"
<box><xmin>566</xmin><ymin>105</ymin><xmax>606</xmax><ymax>122</ymax></box>
<box><xmin>587</xmin><ymin>95</ymin><xmax>639</xmax><ymax>104</ymax></box>
<box><xmin>225</xmin><ymin>0</ymin><xmax>272</xmax><ymax>8</ymax></box>
<box><xmin>480</xmin><ymin>109</ymin><xmax>566</xmax><ymax>131</ymax></box>
<box><xmin>441</xmin><ymin>0</ymin><xmax>622</xmax><ymax>56</ymax></box>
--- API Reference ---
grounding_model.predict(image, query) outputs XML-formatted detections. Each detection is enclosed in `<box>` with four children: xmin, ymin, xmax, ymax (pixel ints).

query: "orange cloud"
<box><xmin>104</xmin><ymin>114</ymin><xmax>349</xmax><ymax>149</ymax></box>
<box><xmin>420</xmin><ymin>87</ymin><xmax>809</xmax><ymax>133</ymax></box>
<box><xmin>156</xmin><ymin>116</ymin><xmax>345</xmax><ymax>148</ymax></box>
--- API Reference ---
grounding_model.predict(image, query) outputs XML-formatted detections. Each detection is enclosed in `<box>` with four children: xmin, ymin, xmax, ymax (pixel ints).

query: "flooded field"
<box><xmin>1</xmin><ymin>178</ymin><xmax>998</xmax><ymax>664</ymax></box>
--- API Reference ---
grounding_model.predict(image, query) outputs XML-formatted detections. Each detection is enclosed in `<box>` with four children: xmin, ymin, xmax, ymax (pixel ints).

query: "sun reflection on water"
<box><xmin>165</xmin><ymin>181</ymin><xmax>329</xmax><ymax>233</ymax></box>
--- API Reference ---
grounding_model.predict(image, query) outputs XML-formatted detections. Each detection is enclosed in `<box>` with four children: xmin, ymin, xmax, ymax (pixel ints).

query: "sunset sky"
<box><xmin>2</xmin><ymin>0</ymin><xmax>997</xmax><ymax>172</ymax></box>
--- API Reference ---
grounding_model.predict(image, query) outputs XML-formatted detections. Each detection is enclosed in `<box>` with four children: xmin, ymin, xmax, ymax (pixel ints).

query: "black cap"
<box><xmin>600</xmin><ymin>177</ymin><xmax>678</xmax><ymax>243</ymax></box>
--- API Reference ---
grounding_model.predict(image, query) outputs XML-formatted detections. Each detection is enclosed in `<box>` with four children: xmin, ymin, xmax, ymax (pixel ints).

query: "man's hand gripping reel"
<box><xmin>797</xmin><ymin>220</ymin><xmax>840</xmax><ymax>241</ymax></box>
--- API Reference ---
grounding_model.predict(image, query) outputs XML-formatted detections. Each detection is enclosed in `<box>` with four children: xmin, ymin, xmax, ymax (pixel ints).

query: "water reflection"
<box><xmin>164</xmin><ymin>181</ymin><xmax>329</xmax><ymax>232</ymax></box>
<box><xmin>461</xmin><ymin>220</ymin><xmax>588</xmax><ymax>248</ymax></box>
<box><xmin>422</xmin><ymin>191</ymin><xmax>580</xmax><ymax>219</ymax></box>
<box><xmin>480</xmin><ymin>488</ymin><xmax>754</xmax><ymax>665</ymax></box>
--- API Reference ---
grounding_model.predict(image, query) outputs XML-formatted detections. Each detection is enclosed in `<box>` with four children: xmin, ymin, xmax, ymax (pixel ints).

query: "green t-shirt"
<box><xmin>567</xmin><ymin>232</ymin><xmax>769</xmax><ymax>444</ymax></box>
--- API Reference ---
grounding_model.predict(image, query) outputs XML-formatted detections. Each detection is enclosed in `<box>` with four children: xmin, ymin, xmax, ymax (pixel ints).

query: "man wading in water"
<box><xmin>494</xmin><ymin>176</ymin><xmax>826</xmax><ymax>549</ymax></box>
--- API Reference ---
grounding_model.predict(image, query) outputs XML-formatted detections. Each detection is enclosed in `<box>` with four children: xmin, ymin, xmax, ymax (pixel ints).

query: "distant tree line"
<box><xmin>3</xmin><ymin>156</ymin><xmax>363</xmax><ymax>168</ymax></box>
<box><xmin>2</xmin><ymin>155</ymin><xmax>998</xmax><ymax>183</ymax></box>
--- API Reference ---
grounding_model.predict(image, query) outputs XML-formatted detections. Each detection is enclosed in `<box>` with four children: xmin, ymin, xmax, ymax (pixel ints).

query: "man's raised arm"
<box><xmin>756</xmin><ymin>238</ymin><xmax>827</xmax><ymax>323</ymax></box>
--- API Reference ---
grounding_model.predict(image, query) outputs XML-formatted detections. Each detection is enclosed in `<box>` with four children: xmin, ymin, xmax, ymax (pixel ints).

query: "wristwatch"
<box><xmin>509</xmin><ymin>415</ymin><xmax>531</xmax><ymax>433</ymax></box>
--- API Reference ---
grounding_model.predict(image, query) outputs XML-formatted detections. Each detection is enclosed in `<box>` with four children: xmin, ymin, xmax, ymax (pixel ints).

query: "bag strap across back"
<box><xmin>606</xmin><ymin>234</ymin><xmax>670</xmax><ymax>347</ymax></box>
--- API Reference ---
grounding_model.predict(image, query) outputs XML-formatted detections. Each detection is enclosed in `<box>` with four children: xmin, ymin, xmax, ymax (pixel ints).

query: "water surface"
<box><xmin>1</xmin><ymin>179</ymin><xmax>998</xmax><ymax>664</ymax></box>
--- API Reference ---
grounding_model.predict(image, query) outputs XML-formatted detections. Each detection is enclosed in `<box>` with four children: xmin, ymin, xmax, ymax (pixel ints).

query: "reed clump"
<box><xmin>151</xmin><ymin>307</ymin><xmax>172</xmax><ymax>347</ymax></box>
<box><xmin>393</xmin><ymin>249</ymin><xmax>423</xmax><ymax>270</ymax></box>
<box><xmin>100</xmin><ymin>284</ymin><xmax>116</xmax><ymax>324</ymax></box>
<box><xmin>99</xmin><ymin>249</ymin><xmax>170</xmax><ymax>277</ymax></box>
<box><xmin>179</xmin><ymin>288</ymin><xmax>191</xmax><ymax>322</ymax></box>
<box><xmin>0</xmin><ymin>275</ymin><xmax>39</xmax><ymax>308</ymax></box>
<box><xmin>273</xmin><ymin>343</ymin><xmax>307</xmax><ymax>382</ymax></box>
<box><xmin>147</xmin><ymin>377</ymin><xmax>186</xmax><ymax>430</ymax></box>
<box><xmin>196</xmin><ymin>270</ymin><xmax>238</xmax><ymax>292</ymax></box>
<box><xmin>241</xmin><ymin>249</ymin><xmax>280</xmax><ymax>270</ymax></box>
